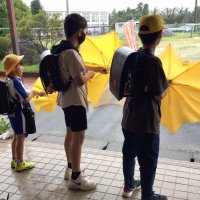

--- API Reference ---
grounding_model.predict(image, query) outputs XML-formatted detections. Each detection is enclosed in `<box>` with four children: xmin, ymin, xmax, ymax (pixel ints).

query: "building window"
<box><xmin>82</xmin><ymin>12</ymin><xmax>90</xmax><ymax>21</ymax></box>
<box><xmin>92</xmin><ymin>12</ymin><xmax>99</xmax><ymax>23</ymax></box>
<box><xmin>118</xmin><ymin>23</ymin><xmax>124</xmax><ymax>28</ymax></box>
<box><xmin>100</xmin><ymin>12</ymin><xmax>108</xmax><ymax>23</ymax></box>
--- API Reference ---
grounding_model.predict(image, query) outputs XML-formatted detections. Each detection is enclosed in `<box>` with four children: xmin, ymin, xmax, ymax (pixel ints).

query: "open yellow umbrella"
<box><xmin>160</xmin><ymin>43</ymin><xmax>200</xmax><ymax>133</ymax></box>
<box><xmin>80</xmin><ymin>30</ymin><xmax>123</xmax><ymax>107</ymax></box>
<box><xmin>31</xmin><ymin>31</ymin><xmax>123</xmax><ymax>111</ymax></box>
<box><xmin>80</xmin><ymin>30</ymin><xmax>123</xmax><ymax>67</ymax></box>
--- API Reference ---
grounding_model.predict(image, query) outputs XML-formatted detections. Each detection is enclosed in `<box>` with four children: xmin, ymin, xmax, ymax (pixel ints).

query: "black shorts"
<box><xmin>62</xmin><ymin>105</ymin><xmax>87</xmax><ymax>132</ymax></box>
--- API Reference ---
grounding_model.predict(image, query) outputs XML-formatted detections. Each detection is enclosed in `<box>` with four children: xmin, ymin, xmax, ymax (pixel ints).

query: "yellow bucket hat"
<box><xmin>139</xmin><ymin>15</ymin><xmax>165</xmax><ymax>35</ymax></box>
<box><xmin>2</xmin><ymin>54</ymin><xmax>24</xmax><ymax>76</ymax></box>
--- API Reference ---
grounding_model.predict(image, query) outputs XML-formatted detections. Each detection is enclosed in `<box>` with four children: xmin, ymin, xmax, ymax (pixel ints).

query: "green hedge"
<box><xmin>0</xmin><ymin>37</ymin><xmax>10</xmax><ymax>59</ymax></box>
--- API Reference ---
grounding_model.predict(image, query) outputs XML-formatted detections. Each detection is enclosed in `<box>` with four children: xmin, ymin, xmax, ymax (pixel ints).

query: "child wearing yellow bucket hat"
<box><xmin>2</xmin><ymin>54</ymin><xmax>43</xmax><ymax>172</ymax></box>
<box><xmin>121</xmin><ymin>15</ymin><xmax>168</xmax><ymax>200</ymax></box>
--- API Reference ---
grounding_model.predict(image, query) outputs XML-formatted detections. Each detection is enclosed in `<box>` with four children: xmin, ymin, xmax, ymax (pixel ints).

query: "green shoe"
<box><xmin>11</xmin><ymin>160</ymin><xmax>16</xmax><ymax>168</ymax></box>
<box><xmin>15</xmin><ymin>161</ymin><xmax>35</xmax><ymax>172</ymax></box>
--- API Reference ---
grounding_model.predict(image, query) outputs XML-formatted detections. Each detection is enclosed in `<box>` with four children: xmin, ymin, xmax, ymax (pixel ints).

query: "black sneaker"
<box><xmin>151</xmin><ymin>194</ymin><xmax>168</xmax><ymax>200</ymax></box>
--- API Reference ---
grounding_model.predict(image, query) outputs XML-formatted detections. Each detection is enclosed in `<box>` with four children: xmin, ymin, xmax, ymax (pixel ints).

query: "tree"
<box><xmin>0</xmin><ymin>0</ymin><xmax>8</xmax><ymax>35</ymax></box>
<box><xmin>0</xmin><ymin>0</ymin><xmax>31</xmax><ymax>36</ymax></box>
<box><xmin>109</xmin><ymin>2</ymin><xmax>149</xmax><ymax>29</ymax></box>
<box><xmin>109</xmin><ymin>3</ymin><xmax>196</xmax><ymax>28</ymax></box>
<box><xmin>161</xmin><ymin>7</ymin><xmax>192</xmax><ymax>24</ymax></box>
<box><xmin>14</xmin><ymin>0</ymin><xmax>31</xmax><ymax>20</ymax></box>
<box><xmin>18</xmin><ymin>11</ymin><xmax>63</xmax><ymax>52</ymax></box>
<box><xmin>135</xmin><ymin>2</ymin><xmax>149</xmax><ymax>19</ymax></box>
<box><xmin>143</xmin><ymin>4</ymin><xmax>149</xmax><ymax>16</ymax></box>
<box><xmin>151</xmin><ymin>7</ymin><xmax>160</xmax><ymax>15</ymax></box>
<box><xmin>31</xmin><ymin>0</ymin><xmax>43</xmax><ymax>15</ymax></box>
<box><xmin>191</xmin><ymin>6</ymin><xmax>200</xmax><ymax>23</ymax></box>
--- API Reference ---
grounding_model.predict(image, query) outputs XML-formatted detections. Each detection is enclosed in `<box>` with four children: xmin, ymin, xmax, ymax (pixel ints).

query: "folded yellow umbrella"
<box><xmin>31</xmin><ymin>78</ymin><xmax>58</xmax><ymax>112</ymax></box>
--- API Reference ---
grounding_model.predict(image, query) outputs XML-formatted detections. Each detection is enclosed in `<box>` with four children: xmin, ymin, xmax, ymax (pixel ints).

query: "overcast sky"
<box><xmin>22</xmin><ymin>0</ymin><xmax>195</xmax><ymax>12</ymax></box>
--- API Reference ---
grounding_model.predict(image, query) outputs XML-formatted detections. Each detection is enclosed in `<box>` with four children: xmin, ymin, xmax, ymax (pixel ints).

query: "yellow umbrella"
<box><xmin>80</xmin><ymin>30</ymin><xmax>123</xmax><ymax>107</ymax></box>
<box><xmin>31</xmin><ymin>31</ymin><xmax>123</xmax><ymax>111</ymax></box>
<box><xmin>80</xmin><ymin>30</ymin><xmax>123</xmax><ymax>68</ymax></box>
<box><xmin>31</xmin><ymin>78</ymin><xmax>58</xmax><ymax>112</ymax></box>
<box><xmin>160</xmin><ymin>43</ymin><xmax>200</xmax><ymax>133</ymax></box>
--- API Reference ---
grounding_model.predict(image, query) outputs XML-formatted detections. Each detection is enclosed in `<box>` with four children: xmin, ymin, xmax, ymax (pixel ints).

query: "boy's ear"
<box><xmin>78</xmin><ymin>29</ymin><xmax>82</xmax><ymax>36</ymax></box>
<box><xmin>157</xmin><ymin>31</ymin><xmax>162</xmax><ymax>40</ymax></box>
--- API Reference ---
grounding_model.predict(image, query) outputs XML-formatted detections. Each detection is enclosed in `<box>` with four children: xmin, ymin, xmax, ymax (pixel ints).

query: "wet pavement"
<box><xmin>0</xmin><ymin>139</ymin><xmax>200</xmax><ymax>200</ymax></box>
<box><xmin>1</xmin><ymin>75</ymin><xmax>200</xmax><ymax>199</ymax></box>
<box><xmin>1</xmin><ymin>75</ymin><xmax>200</xmax><ymax>163</ymax></box>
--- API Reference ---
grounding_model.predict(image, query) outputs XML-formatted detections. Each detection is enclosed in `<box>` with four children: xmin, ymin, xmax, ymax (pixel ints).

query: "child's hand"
<box><xmin>38</xmin><ymin>91</ymin><xmax>46</xmax><ymax>96</ymax></box>
<box><xmin>98</xmin><ymin>67</ymin><xmax>109</xmax><ymax>74</ymax></box>
<box><xmin>31</xmin><ymin>90</ymin><xmax>46</xmax><ymax>98</ymax></box>
<box><xmin>31</xmin><ymin>90</ymin><xmax>39</xmax><ymax>97</ymax></box>
<box><xmin>87</xmin><ymin>70</ymin><xmax>96</xmax><ymax>79</ymax></box>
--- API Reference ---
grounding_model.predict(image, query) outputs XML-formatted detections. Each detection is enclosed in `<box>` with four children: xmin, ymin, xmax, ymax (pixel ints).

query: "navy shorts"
<box><xmin>62</xmin><ymin>105</ymin><xmax>87</xmax><ymax>132</ymax></box>
<box><xmin>8</xmin><ymin>109</ymin><xmax>26</xmax><ymax>134</ymax></box>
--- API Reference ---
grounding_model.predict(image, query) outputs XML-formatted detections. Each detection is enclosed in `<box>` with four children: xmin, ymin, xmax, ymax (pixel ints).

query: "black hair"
<box><xmin>139</xmin><ymin>30</ymin><xmax>162</xmax><ymax>45</ymax></box>
<box><xmin>64</xmin><ymin>13</ymin><xmax>87</xmax><ymax>38</ymax></box>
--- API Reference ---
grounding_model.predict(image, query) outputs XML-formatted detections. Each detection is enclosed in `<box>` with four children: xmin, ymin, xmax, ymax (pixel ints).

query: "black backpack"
<box><xmin>39</xmin><ymin>40</ymin><xmax>76</xmax><ymax>94</ymax></box>
<box><xmin>110</xmin><ymin>46</ymin><xmax>151</xmax><ymax>101</ymax></box>
<box><xmin>0</xmin><ymin>79</ymin><xmax>17</xmax><ymax>115</ymax></box>
<box><xmin>110</xmin><ymin>46</ymin><xmax>142</xmax><ymax>100</ymax></box>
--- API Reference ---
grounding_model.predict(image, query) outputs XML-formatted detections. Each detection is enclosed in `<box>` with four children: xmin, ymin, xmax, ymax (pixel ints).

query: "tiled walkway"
<box><xmin>0</xmin><ymin>140</ymin><xmax>200</xmax><ymax>200</ymax></box>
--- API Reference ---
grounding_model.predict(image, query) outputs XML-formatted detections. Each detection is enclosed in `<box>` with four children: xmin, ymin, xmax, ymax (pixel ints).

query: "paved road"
<box><xmin>32</xmin><ymin>103</ymin><xmax>200</xmax><ymax>163</ymax></box>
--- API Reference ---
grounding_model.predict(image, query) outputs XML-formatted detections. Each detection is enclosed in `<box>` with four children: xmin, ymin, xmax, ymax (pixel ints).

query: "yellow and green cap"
<box><xmin>2</xmin><ymin>54</ymin><xmax>24</xmax><ymax>76</ymax></box>
<box><xmin>139</xmin><ymin>15</ymin><xmax>165</xmax><ymax>35</ymax></box>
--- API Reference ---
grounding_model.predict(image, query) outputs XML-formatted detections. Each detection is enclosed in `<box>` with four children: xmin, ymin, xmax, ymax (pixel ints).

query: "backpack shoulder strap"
<box><xmin>5</xmin><ymin>77</ymin><xmax>20</xmax><ymax>102</ymax></box>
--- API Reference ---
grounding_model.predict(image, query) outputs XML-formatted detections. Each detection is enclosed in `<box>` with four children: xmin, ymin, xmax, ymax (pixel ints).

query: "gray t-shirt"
<box><xmin>121</xmin><ymin>49</ymin><xmax>168</xmax><ymax>134</ymax></box>
<box><xmin>56</xmin><ymin>49</ymin><xmax>88</xmax><ymax>110</ymax></box>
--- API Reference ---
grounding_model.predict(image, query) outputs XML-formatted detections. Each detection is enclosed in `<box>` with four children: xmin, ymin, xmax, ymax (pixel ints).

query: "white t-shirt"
<box><xmin>56</xmin><ymin>49</ymin><xmax>88</xmax><ymax>110</ymax></box>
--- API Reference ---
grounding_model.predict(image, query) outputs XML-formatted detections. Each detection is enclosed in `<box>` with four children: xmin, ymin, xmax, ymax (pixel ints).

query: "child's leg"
<box><xmin>11</xmin><ymin>134</ymin><xmax>17</xmax><ymax>160</ymax></box>
<box><xmin>68</xmin><ymin>130</ymin><xmax>96</xmax><ymax>190</ymax></box>
<box><xmin>70</xmin><ymin>130</ymin><xmax>85</xmax><ymax>172</ymax></box>
<box><xmin>64</xmin><ymin>127</ymin><xmax>73</xmax><ymax>164</ymax></box>
<box><xmin>15</xmin><ymin>134</ymin><xmax>25</xmax><ymax>163</ymax></box>
<box><xmin>15</xmin><ymin>133</ymin><xmax>35</xmax><ymax>171</ymax></box>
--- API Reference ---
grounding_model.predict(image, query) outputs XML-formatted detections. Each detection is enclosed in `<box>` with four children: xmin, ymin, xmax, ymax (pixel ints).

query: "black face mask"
<box><xmin>78</xmin><ymin>32</ymin><xmax>86</xmax><ymax>45</ymax></box>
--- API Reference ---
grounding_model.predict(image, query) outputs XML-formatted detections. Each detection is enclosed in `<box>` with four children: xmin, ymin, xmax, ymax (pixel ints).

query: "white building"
<box><xmin>46</xmin><ymin>11</ymin><xmax>110</xmax><ymax>34</ymax></box>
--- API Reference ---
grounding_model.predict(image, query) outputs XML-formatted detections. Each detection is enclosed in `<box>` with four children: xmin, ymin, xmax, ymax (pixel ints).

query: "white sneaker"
<box><xmin>64</xmin><ymin>164</ymin><xmax>85</xmax><ymax>180</ymax></box>
<box><xmin>122</xmin><ymin>180</ymin><xmax>141</xmax><ymax>198</ymax></box>
<box><xmin>68</xmin><ymin>173</ymin><xmax>96</xmax><ymax>190</ymax></box>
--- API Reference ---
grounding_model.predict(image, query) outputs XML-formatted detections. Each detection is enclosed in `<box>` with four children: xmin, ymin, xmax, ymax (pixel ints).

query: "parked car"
<box><xmin>162</xmin><ymin>28</ymin><xmax>176</xmax><ymax>37</ymax></box>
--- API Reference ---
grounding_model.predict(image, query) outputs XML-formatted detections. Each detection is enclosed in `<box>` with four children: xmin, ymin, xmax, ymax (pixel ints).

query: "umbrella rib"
<box><xmin>171</xmin><ymin>82</ymin><xmax>200</xmax><ymax>89</ymax></box>
<box><xmin>170</xmin><ymin>61</ymin><xmax>199</xmax><ymax>80</ymax></box>
<box><xmin>171</xmin><ymin>85</ymin><xmax>200</xmax><ymax>114</ymax></box>
<box><xmin>86</xmin><ymin>37</ymin><xmax>110</xmax><ymax>67</ymax></box>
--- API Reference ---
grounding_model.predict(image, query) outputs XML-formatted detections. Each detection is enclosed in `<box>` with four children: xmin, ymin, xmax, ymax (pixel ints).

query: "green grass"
<box><xmin>0</xmin><ymin>61</ymin><xmax>39</xmax><ymax>73</ymax></box>
<box><xmin>23</xmin><ymin>63</ymin><xmax>39</xmax><ymax>72</ymax></box>
<box><xmin>156</xmin><ymin>36</ymin><xmax>200</xmax><ymax>61</ymax></box>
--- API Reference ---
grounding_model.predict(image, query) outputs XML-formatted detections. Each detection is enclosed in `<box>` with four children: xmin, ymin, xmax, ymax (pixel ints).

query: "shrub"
<box><xmin>0</xmin><ymin>117</ymin><xmax>11</xmax><ymax>135</ymax></box>
<box><xmin>0</xmin><ymin>37</ymin><xmax>10</xmax><ymax>59</ymax></box>
<box><xmin>19</xmin><ymin>39</ymin><xmax>42</xmax><ymax>65</ymax></box>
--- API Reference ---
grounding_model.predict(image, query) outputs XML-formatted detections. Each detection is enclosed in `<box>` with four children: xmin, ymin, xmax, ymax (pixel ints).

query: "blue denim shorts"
<box><xmin>9</xmin><ymin>109</ymin><xmax>26</xmax><ymax>134</ymax></box>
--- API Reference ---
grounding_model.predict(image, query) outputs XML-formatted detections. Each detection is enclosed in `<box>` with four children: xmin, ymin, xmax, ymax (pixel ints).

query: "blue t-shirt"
<box><xmin>7</xmin><ymin>77</ymin><xmax>29</xmax><ymax>134</ymax></box>
<box><xmin>7</xmin><ymin>77</ymin><xmax>29</xmax><ymax>110</ymax></box>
